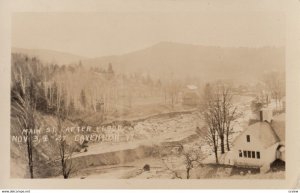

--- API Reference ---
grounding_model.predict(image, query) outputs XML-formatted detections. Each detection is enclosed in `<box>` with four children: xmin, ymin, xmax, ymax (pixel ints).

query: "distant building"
<box><xmin>182</xmin><ymin>85</ymin><xmax>199</xmax><ymax>107</ymax></box>
<box><xmin>225</xmin><ymin>108</ymin><xmax>285</xmax><ymax>172</ymax></box>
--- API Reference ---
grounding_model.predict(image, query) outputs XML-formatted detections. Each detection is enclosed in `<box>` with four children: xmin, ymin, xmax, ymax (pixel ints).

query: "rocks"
<box><xmin>132</xmin><ymin>113</ymin><xmax>199</xmax><ymax>141</ymax></box>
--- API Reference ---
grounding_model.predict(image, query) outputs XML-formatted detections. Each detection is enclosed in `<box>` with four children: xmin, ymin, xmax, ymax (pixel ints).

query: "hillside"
<box><xmin>12</xmin><ymin>47</ymin><xmax>86</xmax><ymax>65</ymax></box>
<box><xmin>13</xmin><ymin>42</ymin><xmax>285</xmax><ymax>83</ymax></box>
<box><xmin>82</xmin><ymin>42</ymin><xmax>285</xmax><ymax>83</ymax></box>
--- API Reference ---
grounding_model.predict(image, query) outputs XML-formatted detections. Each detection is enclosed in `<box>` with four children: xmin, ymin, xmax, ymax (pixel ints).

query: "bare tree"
<box><xmin>181</xmin><ymin>146</ymin><xmax>203</xmax><ymax>179</ymax></box>
<box><xmin>224</xmin><ymin>106</ymin><xmax>240</xmax><ymax>151</ymax></box>
<box><xmin>164</xmin><ymin>75</ymin><xmax>181</xmax><ymax>108</ymax></box>
<box><xmin>161</xmin><ymin>157</ymin><xmax>183</xmax><ymax>179</ymax></box>
<box><xmin>200</xmin><ymin>83</ymin><xmax>239</xmax><ymax>157</ymax></box>
<box><xmin>200</xmin><ymin>83</ymin><xmax>219</xmax><ymax>163</ymax></box>
<box><xmin>263</xmin><ymin>70</ymin><xmax>285</xmax><ymax>110</ymax></box>
<box><xmin>54</xmin><ymin>84</ymin><xmax>76</xmax><ymax>179</ymax></box>
<box><xmin>56</xmin><ymin>131</ymin><xmax>76</xmax><ymax>179</ymax></box>
<box><xmin>11</xmin><ymin>66</ymin><xmax>37</xmax><ymax>178</ymax></box>
<box><xmin>169</xmin><ymin>81</ymin><xmax>180</xmax><ymax>108</ymax></box>
<box><xmin>159</xmin><ymin>144</ymin><xmax>203</xmax><ymax>179</ymax></box>
<box><xmin>200</xmin><ymin>111</ymin><xmax>219</xmax><ymax>164</ymax></box>
<box><xmin>219</xmin><ymin>85</ymin><xmax>241</xmax><ymax>151</ymax></box>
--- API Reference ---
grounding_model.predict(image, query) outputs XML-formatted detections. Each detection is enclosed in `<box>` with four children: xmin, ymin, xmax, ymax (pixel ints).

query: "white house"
<box><xmin>225</xmin><ymin>108</ymin><xmax>285</xmax><ymax>172</ymax></box>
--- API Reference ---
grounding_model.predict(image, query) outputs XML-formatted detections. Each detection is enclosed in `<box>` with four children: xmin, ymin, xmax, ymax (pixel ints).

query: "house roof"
<box><xmin>233</xmin><ymin>113</ymin><xmax>285</xmax><ymax>148</ymax></box>
<box><xmin>271</xmin><ymin>113</ymin><xmax>285</xmax><ymax>142</ymax></box>
<box><xmin>233</xmin><ymin>121</ymin><xmax>280</xmax><ymax>148</ymax></box>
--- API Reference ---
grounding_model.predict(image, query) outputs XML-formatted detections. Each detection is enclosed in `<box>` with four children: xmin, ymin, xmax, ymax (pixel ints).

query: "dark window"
<box><xmin>260</xmin><ymin>110</ymin><xmax>263</xmax><ymax>121</ymax></box>
<box><xmin>239</xmin><ymin>150</ymin><xmax>242</xmax><ymax>157</ymax></box>
<box><xmin>252</xmin><ymin>151</ymin><xmax>256</xmax><ymax>158</ymax></box>
<box><xmin>243</xmin><ymin>151</ymin><xmax>247</xmax><ymax>158</ymax></box>
<box><xmin>246</xmin><ymin>135</ymin><xmax>250</xmax><ymax>142</ymax></box>
<box><xmin>257</xmin><ymin>151</ymin><xmax>260</xmax><ymax>159</ymax></box>
<box><xmin>247</xmin><ymin>151</ymin><xmax>251</xmax><ymax>158</ymax></box>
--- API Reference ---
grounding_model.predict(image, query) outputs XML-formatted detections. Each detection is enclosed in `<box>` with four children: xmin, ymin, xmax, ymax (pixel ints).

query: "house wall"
<box><xmin>232</xmin><ymin>129</ymin><xmax>278</xmax><ymax>167</ymax></box>
<box><xmin>262</xmin><ymin>143</ymin><xmax>279</xmax><ymax>165</ymax></box>
<box><xmin>233</xmin><ymin>148</ymin><xmax>264</xmax><ymax>167</ymax></box>
<box><xmin>280</xmin><ymin>151</ymin><xmax>286</xmax><ymax>161</ymax></box>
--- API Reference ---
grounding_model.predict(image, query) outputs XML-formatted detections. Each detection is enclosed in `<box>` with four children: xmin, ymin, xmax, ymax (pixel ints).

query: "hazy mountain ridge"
<box><xmin>83</xmin><ymin>42</ymin><xmax>285</xmax><ymax>82</ymax></box>
<box><xmin>13</xmin><ymin>42</ymin><xmax>285</xmax><ymax>82</ymax></box>
<box><xmin>12</xmin><ymin>47</ymin><xmax>87</xmax><ymax>65</ymax></box>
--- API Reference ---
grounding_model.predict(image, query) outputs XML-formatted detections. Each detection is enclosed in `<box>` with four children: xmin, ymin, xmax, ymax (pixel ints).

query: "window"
<box><xmin>241</xmin><ymin>150</ymin><xmax>260</xmax><ymax>159</ymax></box>
<box><xmin>246</xmin><ymin>135</ymin><xmax>250</xmax><ymax>142</ymax></box>
<box><xmin>247</xmin><ymin>151</ymin><xmax>251</xmax><ymax>158</ymax></box>
<box><xmin>243</xmin><ymin>150</ymin><xmax>247</xmax><ymax>158</ymax></box>
<box><xmin>239</xmin><ymin>150</ymin><xmax>242</xmax><ymax>157</ymax></box>
<box><xmin>257</xmin><ymin>151</ymin><xmax>260</xmax><ymax>159</ymax></box>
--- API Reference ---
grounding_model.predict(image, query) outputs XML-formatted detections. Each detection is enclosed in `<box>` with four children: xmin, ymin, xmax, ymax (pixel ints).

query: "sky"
<box><xmin>12</xmin><ymin>1</ymin><xmax>285</xmax><ymax>58</ymax></box>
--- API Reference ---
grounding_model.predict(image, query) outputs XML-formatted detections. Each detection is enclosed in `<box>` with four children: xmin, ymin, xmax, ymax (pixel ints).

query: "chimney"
<box><xmin>259</xmin><ymin>108</ymin><xmax>273</xmax><ymax>123</ymax></box>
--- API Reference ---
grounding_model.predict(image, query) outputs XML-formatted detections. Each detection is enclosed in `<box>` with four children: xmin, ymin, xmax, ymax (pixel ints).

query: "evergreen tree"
<box><xmin>80</xmin><ymin>89</ymin><xmax>87</xmax><ymax>109</ymax></box>
<box><xmin>107</xmin><ymin>63</ymin><xmax>114</xmax><ymax>74</ymax></box>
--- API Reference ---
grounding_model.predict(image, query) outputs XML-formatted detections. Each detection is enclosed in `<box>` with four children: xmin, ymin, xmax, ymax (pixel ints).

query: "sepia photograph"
<box><xmin>1</xmin><ymin>0</ymin><xmax>300</xmax><ymax>190</ymax></box>
<box><xmin>9</xmin><ymin>9</ymin><xmax>286</xmax><ymax>180</ymax></box>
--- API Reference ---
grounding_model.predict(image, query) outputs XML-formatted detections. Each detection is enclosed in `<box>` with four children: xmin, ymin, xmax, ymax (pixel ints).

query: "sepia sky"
<box><xmin>12</xmin><ymin>1</ymin><xmax>285</xmax><ymax>58</ymax></box>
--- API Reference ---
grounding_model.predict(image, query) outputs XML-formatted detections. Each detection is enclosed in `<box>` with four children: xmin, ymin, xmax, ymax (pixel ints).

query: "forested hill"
<box><xmin>13</xmin><ymin>42</ymin><xmax>285</xmax><ymax>83</ymax></box>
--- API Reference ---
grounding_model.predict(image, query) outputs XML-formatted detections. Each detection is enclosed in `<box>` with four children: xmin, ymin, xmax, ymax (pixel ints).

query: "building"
<box><xmin>225</xmin><ymin>108</ymin><xmax>285</xmax><ymax>172</ymax></box>
<box><xmin>182</xmin><ymin>85</ymin><xmax>199</xmax><ymax>107</ymax></box>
